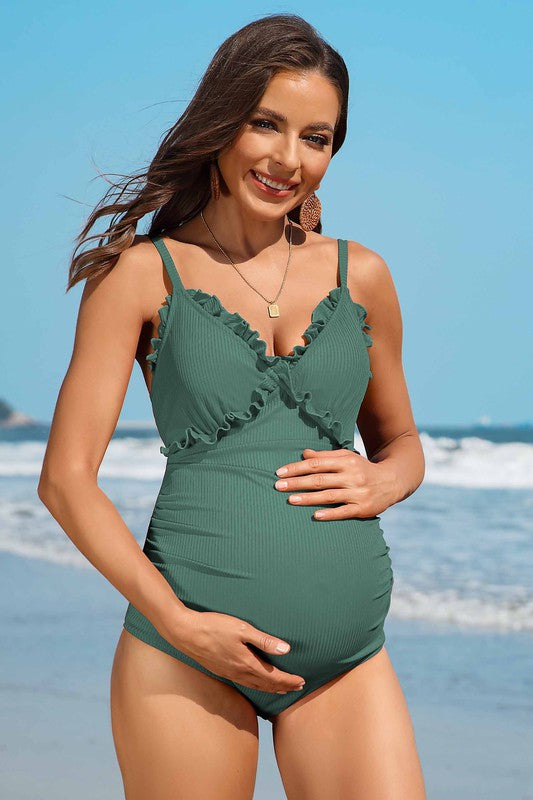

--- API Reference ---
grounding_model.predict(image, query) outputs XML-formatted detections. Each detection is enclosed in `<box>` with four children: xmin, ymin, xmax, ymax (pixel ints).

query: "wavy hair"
<box><xmin>67</xmin><ymin>13</ymin><xmax>349</xmax><ymax>290</ymax></box>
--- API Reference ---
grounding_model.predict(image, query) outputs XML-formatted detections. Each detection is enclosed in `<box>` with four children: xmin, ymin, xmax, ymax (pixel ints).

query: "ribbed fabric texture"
<box><xmin>123</xmin><ymin>235</ymin><xmax>393</xmax><ymax>720</ymax></box>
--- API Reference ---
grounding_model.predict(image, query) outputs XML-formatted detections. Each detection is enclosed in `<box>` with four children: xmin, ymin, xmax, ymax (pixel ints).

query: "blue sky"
<box><xmin>2</xmin><ymin>0</ymin><xmax>531</xmax><ymax>426</ymax></box>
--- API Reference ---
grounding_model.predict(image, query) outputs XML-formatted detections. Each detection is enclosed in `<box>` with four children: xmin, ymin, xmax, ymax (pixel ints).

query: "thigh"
<box><xmin>271</xmin><ymin>646</ymin><xmax>426</xmax><ymax>800</ymax></box>
<box><xmin>110</xmin><ymin>628</ymin><xmax>259</xmax><ymax>800</ymax></box>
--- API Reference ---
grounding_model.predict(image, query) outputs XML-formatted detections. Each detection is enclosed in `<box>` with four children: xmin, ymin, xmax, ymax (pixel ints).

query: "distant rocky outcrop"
<box><xmin>0</xmin><ymin>398</ymin><xmax>35</xmax><ymax>427</ymax></box>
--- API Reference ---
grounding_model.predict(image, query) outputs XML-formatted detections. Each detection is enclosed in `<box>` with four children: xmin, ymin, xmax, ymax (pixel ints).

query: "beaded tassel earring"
<box><xmin>299</xmin><ymin>192</ymin><xmax>321</xmax><ymax>231</ymax></box>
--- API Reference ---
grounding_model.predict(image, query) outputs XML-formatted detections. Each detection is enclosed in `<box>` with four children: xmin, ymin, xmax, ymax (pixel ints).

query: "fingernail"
<box><xmin>276</xmin><ymin>643</ymin><xmax>290</xmax><ymax>653</ymax></box>
<box><xmin>290</xmin><ymin>495</ymin><xmax>302</xmax><ymax>503</ymax></box>
<box><xmin>276</xmin><ymin>467</ymin><xmax>288</xmax><ymax>476</ymax></box>
<box><xmin>275</xmin><ymin>480</ymin><xmax>288</xmax><ymax>489</ymax></box>
<box><xmin>297</xmin><ymin>684</ymin><xmax>305</xmax><ymax>691</ymax></box>
<box><xmin>276</xmin><ymin>691</ymin><xmax>287</xmax><ymax>694</ymax></box>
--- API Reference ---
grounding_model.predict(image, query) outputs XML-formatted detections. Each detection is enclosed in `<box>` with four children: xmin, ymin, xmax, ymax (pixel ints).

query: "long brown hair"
<box><xmin>67</xmin><ymin>13</ymin><xmax>349</xmax><ymax>291</ymax></box>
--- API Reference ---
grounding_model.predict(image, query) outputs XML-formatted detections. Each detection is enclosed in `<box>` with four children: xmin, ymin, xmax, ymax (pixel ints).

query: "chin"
<box><xmin>241</xmin><ymin>198</ymin><xmax>289</xmax><ymax>222</ymax></box>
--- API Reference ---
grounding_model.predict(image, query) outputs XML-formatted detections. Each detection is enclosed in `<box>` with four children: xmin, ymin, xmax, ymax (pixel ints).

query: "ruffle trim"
<box><xmin>159</xmin><ymin>286</ymin><xmax>360</xmax><ymax>456</ymax></box>
<box><xmin>146</xmin><ymin>294</ymin><xmax>172</xmax><ymax>372</ymax></box>
<box><xmin>353</xmin><ymin>302</ymin><xmax>373</xmax><ymax>348</ymax></box>
<box><xmin>160</xmin><ymin>358</ymin><xmax>355</xmax><ymax>457</ymax></box>
<box><xmin>274</xmin><ymin>361</ymin><xmax>356</xmax><ymax>450</ymax></box>
<box><xmin>185</xmin><ymin>285</ymin><xmax>343</xmax><ymax>363</ymax></box>
<box><xmin>160</xmin><ymin>371</ymin><xmax>278</xmax><ymax>456</ymax></box>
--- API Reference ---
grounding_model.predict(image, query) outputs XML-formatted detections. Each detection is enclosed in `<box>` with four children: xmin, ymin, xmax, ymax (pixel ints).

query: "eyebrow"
<box><xmin>253</xmin><ymin>106</ymin><xmax>335</xmax><ymax>135</ymax></box>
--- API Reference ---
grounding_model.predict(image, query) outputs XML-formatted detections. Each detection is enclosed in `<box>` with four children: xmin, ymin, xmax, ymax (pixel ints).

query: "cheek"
<box><xmin>219</xmin><ymin>141</ymin><xmax>264</xmax><ymax>185</ymax></box>
<box><xmin>303</xmin><ymin>154</ymin><xmax>330</xmax><ymax>185</ymax></box>
<box><xmin>237</xmin><ymin>134</ymin><xmax>268</xmax><ymax>164</ymax></box>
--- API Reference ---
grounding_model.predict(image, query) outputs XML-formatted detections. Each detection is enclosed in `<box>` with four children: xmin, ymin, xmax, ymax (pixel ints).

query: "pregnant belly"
<box><xmin>143</xmin><ymin>442</ymin><xmax>394</xmax><ymax>677</ymax></box>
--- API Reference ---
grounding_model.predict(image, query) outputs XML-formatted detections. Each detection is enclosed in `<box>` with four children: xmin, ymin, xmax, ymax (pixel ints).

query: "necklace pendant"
<box><xmin>268</xmin><ymin>302</ymin><xmax>280</xmax><ymax>318</ymax></box>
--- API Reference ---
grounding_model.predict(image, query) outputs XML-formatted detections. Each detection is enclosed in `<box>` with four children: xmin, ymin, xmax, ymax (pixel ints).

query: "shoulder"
<box><xmin>80</xmin><ymin>234</ymin><xmax>170</xmax><ymax>323</ymax></box>
<box><xmin>306</xmin><ymin>232</ymin><xmax>392</xmax><ymax>284</ymax></box>
<box><xmin>112</xmin><ymin>233</ymin><xmax>162</xmax><ymax>278</ymax></box>
<box><xmin>345</xmin><ymin>238</ymin><xmax>400</xmax><ymax>317</ymax></box>
<box><xmin>346</xmin><ymin>239</ymin><xmax>392</xmax><ymax>287</ymax></box>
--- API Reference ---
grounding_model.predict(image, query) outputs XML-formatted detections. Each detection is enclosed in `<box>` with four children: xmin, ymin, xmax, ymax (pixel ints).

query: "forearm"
<box><xmin>367</xmin><ymin>430</ymin><xmax>425</xmax><ymax>505</ymax></box>
<box><xmin>37</xmin><ymin>473</ymin><xmax>195</xmax><ymax>646</ymax></box>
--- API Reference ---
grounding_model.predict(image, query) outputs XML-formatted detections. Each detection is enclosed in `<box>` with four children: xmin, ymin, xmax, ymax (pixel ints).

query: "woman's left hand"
<box><xmin>274</xmin><ymin>447</ymin><xmax>400</xmax><ymax>520</ymax></box>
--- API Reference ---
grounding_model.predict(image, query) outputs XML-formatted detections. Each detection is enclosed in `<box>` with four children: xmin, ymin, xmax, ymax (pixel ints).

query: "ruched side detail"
<box><xmin>146</xmin><ymin>294</ymin><xmax>172</xmax><ymax>372</ymax></box>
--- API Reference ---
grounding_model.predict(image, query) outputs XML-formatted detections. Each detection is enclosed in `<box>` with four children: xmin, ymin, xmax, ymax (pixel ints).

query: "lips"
<box><xmin>252</xmin><ymin>169</ymin><xmax>299</xmax><ymax>190</ymax></box>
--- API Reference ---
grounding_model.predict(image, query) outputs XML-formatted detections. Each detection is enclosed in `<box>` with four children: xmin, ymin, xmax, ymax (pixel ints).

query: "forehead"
<box><xmin>258</xmin><ymin>70</ymin><xmax>340</xmax><ymax>126</ymax></box>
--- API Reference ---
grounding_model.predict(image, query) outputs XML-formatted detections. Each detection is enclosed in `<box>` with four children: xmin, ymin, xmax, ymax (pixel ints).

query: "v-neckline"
<box><xmin>157</xmin><ymin>235</ymin><xmax>350</xmax><ymax>364</ymax></box>
<box><xmin>180</xmin><ymin>282</ymin><xmax>347</xmax><ymax>364</ymax></box>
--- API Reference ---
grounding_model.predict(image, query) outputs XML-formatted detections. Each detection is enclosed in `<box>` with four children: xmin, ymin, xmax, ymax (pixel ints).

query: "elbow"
<box><xmin>37</xmin><ymin>462</ymin><xmax>53</xmax><ymax>506</ymax></box>
<box><xmin>414</xmin><ymin>438</ymin><xmax>426</xmax><ymax>490</ymax></box>
<box><xmin>37</xmin><ymin>463</ymin><xmax>96</xmax><ymax>508</ymax></box>
<box><xmin>37</xmin><ymin>470</ymin><xmax>63</xmax><ymax>509</ymax></box>
<box><xmin>419</xmin><ymin>433</ymin><xmax>426</xmax><ymax>477</ymax></box>
<box><xmin>36</xmin><ymin>478</ymin><xmax>47</xmax><ymax>505</ymax></box>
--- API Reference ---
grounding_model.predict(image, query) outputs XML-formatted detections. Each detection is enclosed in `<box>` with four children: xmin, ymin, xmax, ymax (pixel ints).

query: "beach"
<box><xmin>1</xmin><ymin>550</ymin><xmax>532</xmax><ymax>799</ymax></box>
<box><xmin>1</xmin><ymin>425</ymin><xmax>532</xmax><ymax>798</ymax></box>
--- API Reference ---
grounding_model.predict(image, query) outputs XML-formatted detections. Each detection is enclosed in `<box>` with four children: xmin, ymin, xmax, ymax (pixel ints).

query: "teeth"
<box><xmin>253</xmin><ymin>171</ymin><xmax>294</xmax><ymax>191</ymax></box>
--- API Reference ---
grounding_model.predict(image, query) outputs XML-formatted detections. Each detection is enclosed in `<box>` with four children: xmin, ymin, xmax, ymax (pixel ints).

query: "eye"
<box><xmin>250</xmin><ymin>119</ymin><xmax>331</xmax><ymax>149</ymax></box>
<box><xmin>306</xmin><ymin>134</ymin><xmax>330</xmax><ymax>148</ymax></box>
<box><xmin>250</xmin><ymin>118</ymin><xmax>276</xmax><ymax>130</ymax></box>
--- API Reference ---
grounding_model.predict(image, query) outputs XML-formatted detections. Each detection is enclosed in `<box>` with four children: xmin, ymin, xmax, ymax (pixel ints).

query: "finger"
<box><xmin>314</xmin><ymin>503</ymin><xmax>364</xmax><ymax>521</ymax></box>
<box><xmin>286</xmin><ymin>488</ymin><xmax>347</xmax><ymax>506</ymax></box>
<box><xmin>244</xmin><ymin>649</ymin><xmax>305</xmax><ymax>690</ymax></box>
<box><xmin>246</xmin><ymin>677</ymin><xmax>305</xmax><ymax>694</ymax></box>
<box><xmin>253</xmin><ymin>661</ymin><xmax>305</xmax><ymax>686</ymax></box>
<box><xmin>256</xmin><ymin>669</ymin><xmax>306</xmax><ymax>694</ymax></box>
<box><xmin>275</xmin><ymin>454</ymin><xmax>343</xmax><ymax>478</ymax></box>
<box><xmin>242</xmin><ymin>626</ymin><xmax>294</xmax><ymax>659</ymax></box>
<box><xmin>274</xmin><ymin>471</ymin><xmax>348</xmax><ymax>492</ymax></box>
<box><xmin>303</xmin><ymin>447</ymin><xmax>355</xmax><ymax>458</ymax></box>
<box><xmin>234</xmin><ymin>668</ymin><xmax>299</xmax><ymax>694</ymax></box>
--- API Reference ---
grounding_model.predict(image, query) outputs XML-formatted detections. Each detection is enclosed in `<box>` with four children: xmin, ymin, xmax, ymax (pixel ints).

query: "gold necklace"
<box><xmin>199</xmin><ymin>210</ymin><xmax>293</xmax><ymax>318</ymax></box>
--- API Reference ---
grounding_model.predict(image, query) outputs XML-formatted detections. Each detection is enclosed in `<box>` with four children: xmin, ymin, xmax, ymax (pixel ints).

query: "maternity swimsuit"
<box><xmin>123</xmin><ymin>234</ymin><xmax>394</xmax><ymax>721</ymax></box>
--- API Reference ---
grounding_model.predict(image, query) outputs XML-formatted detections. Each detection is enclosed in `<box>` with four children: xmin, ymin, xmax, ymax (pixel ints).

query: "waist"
<box><xmin>165</xmin><ymin>435</ymin><xmax>356</xmax><ymax>468</ymax></box>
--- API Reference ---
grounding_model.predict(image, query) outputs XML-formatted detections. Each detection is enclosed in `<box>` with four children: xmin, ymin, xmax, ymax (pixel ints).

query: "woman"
<box><xmin>38</xmin><ymin>13</ymin><xmax>426</xmax><ymax>800</ymax></box>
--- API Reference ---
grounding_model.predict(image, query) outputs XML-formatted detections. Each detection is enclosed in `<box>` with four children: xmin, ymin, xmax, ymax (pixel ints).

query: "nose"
<box><xmin>271</xmin><ymin>134</ymin><xmax>300</xmax><ymax>172</ymax></box>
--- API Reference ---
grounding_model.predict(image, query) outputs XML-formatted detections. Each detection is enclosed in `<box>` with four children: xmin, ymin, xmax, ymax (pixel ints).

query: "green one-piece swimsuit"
<box><xmin>123</xmin><ymin>234</ymin><xmax>394</xmax><ymax>721</ymax></box>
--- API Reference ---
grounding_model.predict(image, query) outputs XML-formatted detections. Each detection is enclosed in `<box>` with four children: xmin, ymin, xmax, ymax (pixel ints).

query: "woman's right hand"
<box><xmin>172</xmin><ymin>610</ymin><xmax>306</xmax><ymax>695</ymax></box>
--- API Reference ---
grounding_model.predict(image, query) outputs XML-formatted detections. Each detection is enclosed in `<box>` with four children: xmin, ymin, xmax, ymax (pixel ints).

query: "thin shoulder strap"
<box><xmin>337</xmin><ymin>239</ymin><xmax>348</xmax><ymax>288</ymax></box>
<box><xmin>149</xmin><ymin>235</ymin><xmax>186</xmax><ymax>292</ymax></box>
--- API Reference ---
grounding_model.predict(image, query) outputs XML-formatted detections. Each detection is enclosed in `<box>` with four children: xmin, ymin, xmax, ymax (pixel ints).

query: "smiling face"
<box><xmin>217</xmin><ymin>70</ymin><xmax>341</xmax><ymax>223</ymax></box>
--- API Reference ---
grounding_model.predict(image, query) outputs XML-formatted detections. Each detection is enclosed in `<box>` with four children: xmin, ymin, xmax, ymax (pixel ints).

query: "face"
<box><xmin>217</xmin><ymin>70</ymin><xmax>341</xmax><ymax>222</ymax></box>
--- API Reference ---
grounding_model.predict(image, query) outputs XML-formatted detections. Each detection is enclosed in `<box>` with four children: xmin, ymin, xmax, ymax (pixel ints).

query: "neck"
<box><xmin>200</xmin><ymin>195</ymin><xmax>292</xmax><ymax>261</ymax></box>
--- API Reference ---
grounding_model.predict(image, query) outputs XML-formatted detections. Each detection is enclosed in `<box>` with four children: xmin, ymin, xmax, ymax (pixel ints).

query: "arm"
<box><xmin>37</xmin><ymin>240</ymin><xmax>196</xmax><ymax>646</ymax></box>
<box><xmin>351</xmin><ymin>242</ymin><xmax>425</xmax><ymax>505</ymax></box>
